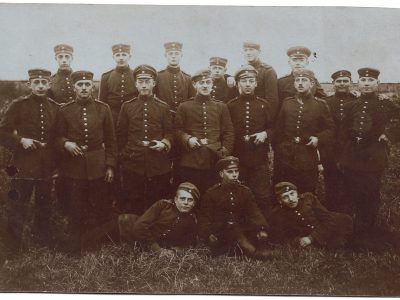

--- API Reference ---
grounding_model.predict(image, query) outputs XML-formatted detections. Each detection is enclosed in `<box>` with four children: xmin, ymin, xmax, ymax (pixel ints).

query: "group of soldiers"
<box><xmin>0</xmin><ymin>41</ymin><xmax>399</xmax><ymax>257</ymax></box>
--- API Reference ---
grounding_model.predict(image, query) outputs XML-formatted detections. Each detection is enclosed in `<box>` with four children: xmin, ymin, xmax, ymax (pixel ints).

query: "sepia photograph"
<box><xmin>0</xmin><ymin>1</ymin><xmax>399</xmax><ymax>296</ymax></box>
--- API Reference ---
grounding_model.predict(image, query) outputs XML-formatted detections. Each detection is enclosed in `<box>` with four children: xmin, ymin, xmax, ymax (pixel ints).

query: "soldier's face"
<box><xmin>74</xmin><ymin>80</ymin><xmax>93</xmax><ymax>99</ymax></box>
<box><xmin>194</xmin><ymin>78</ymin><xmax>213</xmax><ymax>96</ymax></box>
<box><xmin>174</xmin><ymin>190</ymin><xmax>196</xmax><ymax>213</ymax></box>
<box><xmin>165</xmin><ymin>50</ymin><xmax>182</xmax><ymax>67</ymax></box>
<box><xmin>29</xmin><ymin>78</ymin><xmax>51</xmax><ymax>96</ymax></box>
<box><xmin>238</xmin><ymin>76</ymin><xmax>257</xmax><ymax>95</ymax></box>
<box><xmin>135</xmin><ymin>78</ymin><xmax>156</xmax><ymax>96</ymax></box>
<box><xmin>279</xmin><ymin>190</ymin><xmax>299</xmax><ymax>208</ymax></box>
<box><xmin>113</xmin><ymin>52</ymin><xmax>131</xmax><ymax>67</ymax></box>
<box><xmin>288</xmin><ymin>56</ymin><xmax>309</xmax><ymax>71</ymax></box>
<box><xmin>209</xmin><ymin>65</ymin><xmax>226</xmax><ymax>79</ymax></box>
<box><xmin>55</xmin><ymin>53</ymin><xmax>73</xmax><ymax>69</ymax></box>
<box><xmin>333</xmin><ymin>76</ymin><xmax>352</xmax><ymax>93</ymax></box>
<box><xmin>294</xmin><ymin>77</ymin><xmax>314</xmax><ymax>93</ymax></box>
<box><xmin>358</xmin><ymin>77</ymin><xmax>379</xmax><ymax>94</ymax></box>
<box><xmin>243</xmin><ymin>48</ymin><xmax>260</xmax><ymax>63</ymax></box>
<box><xmin>219</xmin><ymin>166</ymin><xmax>239</xmax><ymax>184</ymax></box>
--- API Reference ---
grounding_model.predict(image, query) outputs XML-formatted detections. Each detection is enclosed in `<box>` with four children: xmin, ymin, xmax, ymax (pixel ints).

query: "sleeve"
<box><xmin>263</xmin><ymin>68</ymin><xmax>279</xmax><ymax>118</ymax></box>
<box><xmin>0</xmin><ymin>101</ymin><xmax>22</xmax><ymax>150</ymax></box>
<box><xmin>272</xmin><ymin>102</ymin><xmax>286</xmax><ymax>145</ymax></box>
<box><xmin>116</xmin><ymin>103</ymin><xmax>129</xmax><ymax>152</ymax></box>
<box><xmin>161</xmin><ymin>104</ymin><xmax>173</xmax><ymax>152</ymax></box>
<box><xmin>131</xmin><ymin>201</ymin><xmax>164</xmax><ymax>245</ymax></box>
<box><xmin>242</xmin><ymin>189</ymin><xmax>269</xmax><ymax>231</ymax></box>
<box><xmin>316</xmin><ymin>101</ymin><xmax>335</xmax><ymax>146</ymax></box>
<box><xmin>197</xmin><ymin>190</ymin><xmax>216</xmax><ymax>239</ymax></box>
<box><xmin>98</xmin><ymin>74</ymin><xmax>108</xmax><ymax>103</ymax></box>
<box><xmin>188</xmin><ymin>80</ymin><xmax>196</xmax><ymax>98</ymax></box>
<box><xmin>103</xmin><ymin>105</ymin><xmax>118</xmax><ymax>168</ymax></box>
<box><xmin>220</xmin><ymin>103</ymin><xmax>234</xmax><ymax>153</ymax></box>
<box><xmin>174</xmin><ymin>103</ymin><xmax>192</xmax><ymax>150</ymax></box>
<box><xmin>263</xmin><ymin>100</ymin><xmax>274</xmax><ymax>140</ymax></box>
<box><xmin>54</xmin><ymin>108</ymin><xmax>70</xmax><ymax>153</ymax></box>
<box><xmin>268</xmin><ymin>208</ymin><xmax>293</xmax><ymax>243</ymax></box>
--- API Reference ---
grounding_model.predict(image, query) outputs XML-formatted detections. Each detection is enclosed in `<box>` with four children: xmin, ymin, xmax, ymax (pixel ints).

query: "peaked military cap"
<box><xmin>287</xmin><ymin>46</ymin><xmax>311</xmax><ymax>58</ymax></box>
<box><xmin>243</xmin><ymin>42</ymin><xmax>260</xmax><ymax>50</ymax></box>
<box><xmin>133</xmin><ymin>64</ymin><xmax>157</xmax><ymax>80</ymax></box>
<box><xmin>28</xmin><ymin>69</ymin><xmax>51</xmax><ymax>80</ymax></box>
<box><xmin>191</xmin><ymin>69</ymin><xmax>212</xmax><ymax>83</ymax></box>
<box><xmin>274</xmin><ymin>182</ymin><xmax>297</xmax><ymax>195</ymax></box>
<box><xmin>331</xmin><ymin>70</ymin><xmax>352</xmax><ymax>81</ymax></box>
<box><xmin>234</xmin><ymin>64</ymin><xmax>258</xmax><ymax>81</ymax></box>
<box><xmin>358</xmin><ymin>67</ymin><xmax>380</xmax><ymax>79</ymax></box>
<box><xmin>164</xmin><ymin>42</ymin><xmax>183</xmax><ymax>51</ymax></box>
<box><xmin>54</xmin><ymin>44</ymin><xmax>74</xmax><ymax>55</ymax></box>
<box><xmin>112</xmin><ymin>44</ymin><xmax>131</xmax><ymax>54</ymax></box>
<box><xmin>209</xmin><ymin>57</ymin><xmax>228</xmax><ymax>67</ymax></box>
<box><xmin>293</xmin><ymin>68</ymin><xmax>315</xmax><ymax>80</ymax></box>
<box><xmin>177</xmin><ymin>182</ymin><xmax>200</xmax><ymax>201</ymax></box>
<box><xmin>71</xmin><ymin>71</ymin><xmax>94</xmax><ymax>84</ymax></box>
<box><xmin>216</xmin><ymin>156</ymin><xmax>240</xmax><ymax>172</ymax></box>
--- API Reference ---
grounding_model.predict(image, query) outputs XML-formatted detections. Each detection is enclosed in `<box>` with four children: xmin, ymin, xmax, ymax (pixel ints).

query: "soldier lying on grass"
<box><xmin>118</xmin><ymin>182</ymin><xmax>199</xmax><ymax>257</ymax></box>
<box><xmin>269</xmin><ymin>182</ymin><xmax>353</xmax><ymax>249</ymax></box>
<box><xmin>198</xmin><ymin>156</ymin><xmax>272</xmax><ymax>260</ymax></box>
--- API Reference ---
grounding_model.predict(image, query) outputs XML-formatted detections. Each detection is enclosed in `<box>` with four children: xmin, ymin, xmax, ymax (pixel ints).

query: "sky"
<box><xmin>0</xmin><ymin>4</ymin><xmax>399</xmax><ymax>82</ymax></box>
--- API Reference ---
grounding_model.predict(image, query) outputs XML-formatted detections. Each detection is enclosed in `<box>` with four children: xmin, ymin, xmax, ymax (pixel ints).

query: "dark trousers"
<box><xmin>121</xmin><ymin>171</ymin><xmax>171</xmax><ymax>215</ymax></box>
<box><xmin>179</xmin><ymin>167</ymin><xmax>217</xmax><ymax>196</ymax></box>
<box><xmin>323</xmin><ymin>163</ymin><xmax>346</xmax><ymax>212</ymax></box>
<box><xmin>343</xmin><ymin>169</ymin><xmax>382</xmax><ymax>233</ymax></box>
<box><xmin>6</xmin><ymin>178</ymin><xmax>52</xmax><ymax>249</ymax></box>
<box><xmin>240</xmin><ymin>164</ymin><xmax>272</xmax><ymax>215</ymax></box>
<box><xmin>274</xmin><ymin>162</ymin><xmax>318</xmax><ymax>195</ymax></box>
<box><xmin>61</xmin><ymin>177</ymin><xmax>113</xmax><ymax>252</ymax></box>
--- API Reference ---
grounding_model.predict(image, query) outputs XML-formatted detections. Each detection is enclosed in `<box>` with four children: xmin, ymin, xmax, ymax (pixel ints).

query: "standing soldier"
<box><xmin>116</xmin><ymin>65</ymin><xmax>173</xmax><ymax>215</ymax></box>
<box><xmin>55</xmin><ymin>71</ymin><xmax>117</xmax><ymax>253</ymax></box>
<box><xmin>48</xmin><ymin>44</ymin><xmax>75</xmax><ymax>104</ymax></box>
<box><xmin>227</xmin><ymin>65</ymin><xmax>274</xmax><ymax>214</ymax></box>
<box><xmin>273</xmin><ymin>69</ymin><xmax>334</xmax><ymax>194</ymax></box>
<box><xmin>278</xmin><ymin>46</ymin><xmax>326</xmax><ymax>108</ymax></box>
<box><xmin>339</xmin><ymin>68</ymin><xmax>400</xmax><ymax>237</ymax></box>
<box><xmin>175</xmin><ymin>69</ymin><xmax>234</xmax><ymax>194</ymax></box>
<box><xmin>155</xmin><ymin>42</ymin><xmax>195</xmax><ymax>114</ymax></box>
<box><xmin>242</xmin><ymin>42</ymin><xmax>278</xmax><ymax>116</ymax></box>
<box><xmin>99</xmin><ymin>44</ymin><xmax>137</xmax><ymax>125</ymax></box>
<box><xmin>0</xmin><ymin>69</ymin><xmax>59</xmax><ymax>249</ymax></box>
<box><xmin>322</xmin><ymin>70</ymin><xmax>357</xmax><ymax>212</ymax></box>
<box><xmin>208</xmin><ymin>57</ymin><xmax>237</xmax><ymax>103</ymax></box>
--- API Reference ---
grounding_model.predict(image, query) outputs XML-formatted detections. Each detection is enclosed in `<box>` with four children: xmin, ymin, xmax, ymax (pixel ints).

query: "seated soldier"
<box><xmin>269</xmin><ymin>182</ymin><xmax>353</xmax><ymax>249</ymax></box>
<box><xmin>118</xmin><ymin>182</ymin><xmax>199</xmax><ymax>257</ymax></box>
<box><xmin>198</xmin><ymin>156</ymin><xmax>271</xmax><ymax>259</ymax></box>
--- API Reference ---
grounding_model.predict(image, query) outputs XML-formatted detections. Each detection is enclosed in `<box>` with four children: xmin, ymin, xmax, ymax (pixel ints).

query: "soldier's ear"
<box><xmin>218</xmin><ymin>170</ymin><xmax>224</xmax><ymax>179</ymax></box>
<box><xmin>26</xmin><ymin>80</ymin><xmax>31</xmax><ymax>88</ymax></box>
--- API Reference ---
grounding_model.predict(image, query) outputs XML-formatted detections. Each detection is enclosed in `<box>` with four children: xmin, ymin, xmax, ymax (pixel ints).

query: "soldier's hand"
<box><xmin>250</xmin><ymin>131</ymin><xmax>268</xmax><ymax>145</ymax></box>
<box><xmin>105</xmin><ymin>167</ymin><xmax>114</xmax><ymax>183</ymax></box>
<box><xmin>188</xmin><ymin>137</ymin><xmax>201</xmax><ymax>149</ymax></box>
<box><xmin>20</xmin><ymin>138</ymin><xmax>38</xmax><ymax>150</ymax></box>
<box><xmin>149</xmin><ymin>140</ymin><xmax>166</xmax><ymax>152</ymax></box>
<box><xmin>299</xmin><ymin>236</ymin><xmax>312</xmax><ymax>248</ymax></box>
<box><xmin>306</xmin><ymin>136</ymin><xmax>318</xmax><ymax>147</ymax></box>
<box><xmin>317</xmin><ymin>164</ymin><xmax>324</xmax><ymax>173</ymax></box>
<box><xmin>257</xmin><ymin>231</ymin><xmax>268</xmax><ymax>241</ymax></box>
<box><xmin>209</xmin><ymin>234</ymin><xmax>218</xmax><ymax>244</ymax></box>
<box><xmin>378</xmin><ymin>94</ymin><xmax>389</xmax><ymax>101</ymax></box>
<box><xmin>351</xmin><ymin>90</ymin><xmax>361</xmax><ymax>98</ymax></box>
<box><xmin>378</xmin><ymin>134</ymin><xmax>389</xmax><ymax>143</ymax></box>
<box><xmin>64</xmin><ymin>141</ymin><xmax>84</xmax><ymax>157</ymax></box>
<box><xmin>226</xmin><ymin>76</ymin><xmax>236</xmax><ymax>88</ymax></box>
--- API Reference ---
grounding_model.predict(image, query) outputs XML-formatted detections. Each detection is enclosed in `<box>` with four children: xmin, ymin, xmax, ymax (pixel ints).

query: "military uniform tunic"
<box><xmin>273</xmin><ymin>94</ymin><xmax>334</xmax><ymax>193</ymax></box>
<box><xmin>99</xmin><ymin>66</ymin><xmax>138</xmax><ymax>124</ymax></box>
<box><xmin>48</xmin><ymin>68</ymin><xmax>75</xmax><ymax>104</ymax></box>
<box><xmin>155</xmin><ymin>66</ymin><xmax>195</xmax><ymax>113</ymax></box>
<box><xmin>198</xmin><ymin>182</ymin><xmax>268</xmax><ymax>249</ymax></box>
<box><xmin>338</xmin><ymin>92</ymin><xmax>400</xmax><ymax>232</ymax></box>
<box><xmin>0</xmin><ymin>94</ymin><xmax>60</xmax><ymax>247</ymax></box>
<box><xmin>131</xmin><ymin>199</ymin><xmax>197</xmax><ymax>248</ymax></box>
<box><xmin>210</xmin><ymin>75</ymin><xmax>238</xmax><ymax>103</ymax></box>
<box><xmin>269</xmin><ymin>192</ymin><xmax>353</xmax><ymax>249</ymax></box>
<box><xmin>248</xmin><ymin>60</ymin><xmax>279</xmax><ymax>117</ymax></box>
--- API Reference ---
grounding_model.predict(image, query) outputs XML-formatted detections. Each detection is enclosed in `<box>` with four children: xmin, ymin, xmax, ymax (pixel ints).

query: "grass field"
<box><xmin>0</xmin><ymin>94</ymin><xmax>399</xmax><ymax>295</ymax></box>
